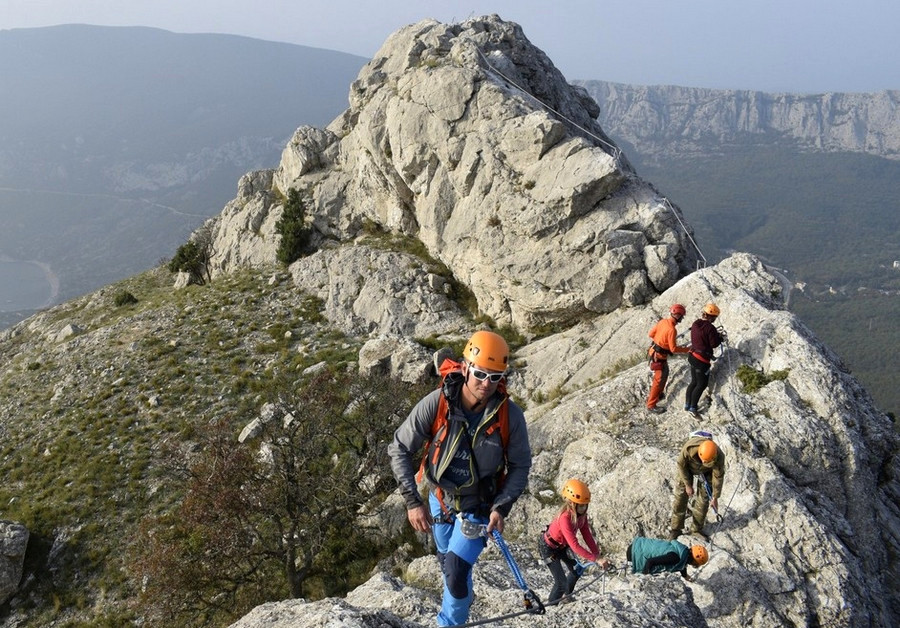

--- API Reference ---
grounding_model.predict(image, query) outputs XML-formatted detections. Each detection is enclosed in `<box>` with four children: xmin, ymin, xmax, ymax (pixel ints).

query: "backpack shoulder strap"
<box><xmin>498</xmin><ymin>396</ymin><xmax>510</xmax><ymax>451</ymax></box>
<box><xmin>415</xmin><ymin>362</ymin><xmax>460</xmax><ymax>484</ymax></box>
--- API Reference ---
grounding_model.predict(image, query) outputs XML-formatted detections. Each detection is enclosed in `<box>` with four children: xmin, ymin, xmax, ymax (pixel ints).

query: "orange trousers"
<box><xmin>646</xmin><ymin>360</ymin><xmax>669</xmax><ymax>408</ymax></box>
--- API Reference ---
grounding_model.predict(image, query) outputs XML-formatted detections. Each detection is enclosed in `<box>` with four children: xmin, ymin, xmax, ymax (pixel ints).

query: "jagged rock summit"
<box><xmin>212</xmin><ymin>15</ymin><xmax>900</xmax><ymax>628</ymax></box>
<box><xmin>204</xmin><ymin>15</ymin><xmax>702</xmax><ymax>332</ymax></box>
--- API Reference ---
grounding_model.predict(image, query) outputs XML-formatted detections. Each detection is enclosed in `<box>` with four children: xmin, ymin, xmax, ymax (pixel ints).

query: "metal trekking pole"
<box><xmin>702</xmin><ymin>475</ymin><xmax>722</xmax><ymax>521</ymax></box>
<box><xmin>489</xmin><ymin>529</ymin><xmax>545</xmax><ymax>615</ymax></box>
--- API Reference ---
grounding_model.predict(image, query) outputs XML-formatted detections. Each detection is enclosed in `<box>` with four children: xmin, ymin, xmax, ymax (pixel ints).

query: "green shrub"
<box><xmin>133</xmin><ymin>371</ymin><xmax>432</xmax><ymax>624</ymax></box>
<box><xmin>113</xmin><ymin>290</ymin><xmax>138</xmax><ymax>307</ymax></box>
<box><xmin>168</xmin><ymin>241</ymin><xmax>209</xmax><ymax>285</ymax></box>
<box><xmin>276</xmin><ymin>188</ymin><xmax>311</xmax><ymax>265</ymax></box>
<box><xmin>736</xmin><ymin>364</ymin><xmax>790</xmax><ymax>393</ymax></box>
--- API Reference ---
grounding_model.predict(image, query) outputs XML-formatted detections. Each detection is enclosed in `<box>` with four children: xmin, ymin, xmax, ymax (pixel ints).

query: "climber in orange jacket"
<box><xmin>646</xmin><ymin>304</ymin><xmax>690</xmax><ymax>413</ymax></box>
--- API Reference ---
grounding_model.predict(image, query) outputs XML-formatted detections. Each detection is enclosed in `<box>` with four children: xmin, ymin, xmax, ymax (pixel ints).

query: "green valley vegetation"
<box><xmin>634</xmin><ymin>147</ymin><xmax>900</xmax><ymax>415</ymax></box>
<box><xmin>0</xmin><ymin>26</ymin><xmax>367</xmax><ymax>328</ymax></box>
<box><xmin>791</xmin><ymin>292</ymin><xmax>900</xmax><ymax>418</ymax></box>
<box><xmin>0</xmin><ymin>264</ymin><xmax>431</xmax><ymax>626</ymax></box>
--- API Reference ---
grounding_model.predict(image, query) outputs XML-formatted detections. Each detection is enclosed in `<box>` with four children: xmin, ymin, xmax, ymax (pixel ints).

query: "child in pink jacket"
<box><xmin>538</xmin><ymin>478</ymin><xmax>610</xmax><ymax>603</ymax></box>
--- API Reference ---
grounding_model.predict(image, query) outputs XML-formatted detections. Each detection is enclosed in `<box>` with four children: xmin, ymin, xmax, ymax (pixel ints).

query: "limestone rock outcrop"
<box><xmin>204</xmin><ymin>16</ymin><xmax>702</xmax><ymax>331</ymax></box>
<box><xmin>578</xmin><ymin>80</ymin><xmax>900</xmax><ymax>162</ymax></box>
<box><xmin>288</xmin><ymin>245</ymin><xmax>469</xmax><ymax>338</ymax></box>
<box><xmin>229</xmin><ymin>251</ymin><xmax>899</xmax><ymax>628</ymax></box>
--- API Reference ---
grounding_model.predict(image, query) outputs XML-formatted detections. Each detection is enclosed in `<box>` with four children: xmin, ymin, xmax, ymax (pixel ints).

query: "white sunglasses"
<box><xmin>468</xmin><ymin>363</ymin><xmax>506</xmax><ymax>383</ymax></box>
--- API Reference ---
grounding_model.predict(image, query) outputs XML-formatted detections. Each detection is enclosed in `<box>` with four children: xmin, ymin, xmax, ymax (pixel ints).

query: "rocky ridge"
<box><xmin>227</xmin><ymin>252</ymin><xmax>900</xmax><ymax>628</ymax></box>
<box><xmin>0</xmin><ymin>14</ymin><xmax>898</xmax><ymax>628</ymax></box>
<box><xmin>203</xmin><ymin>16</ymin><xmax>701</xmax><ymax>332</ymax></box>
<box><xmin>576</xmin><ymin>80</ymin><xmax>900</xmax><ymax>162</ymax></box>
<box><xmin>205</xmin><ymin>15</ymin><xmax>897</xmax><ymax>628</ymax></box>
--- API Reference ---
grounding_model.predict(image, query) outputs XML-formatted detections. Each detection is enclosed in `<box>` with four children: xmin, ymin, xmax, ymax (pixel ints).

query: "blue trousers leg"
<box><xmin>429</xmin><ymin>494</ymin><xmax>488</xmax><ymax>626</ymax></box>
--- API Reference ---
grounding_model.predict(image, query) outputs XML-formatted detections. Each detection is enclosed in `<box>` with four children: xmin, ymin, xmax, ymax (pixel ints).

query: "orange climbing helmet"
<box><xmin>703</xmin><ymin>302</ymin><xmax>721</xmax><ymax>317</ymax></box>
<box><xmin>691</xmin><ymin>545</ymin><xmax>709</xmax><ymax>566</ymax></box>
<box><xmin>698</xmin><ymin>439</ymin><xmax>718</xmax><ymax>463</ymax></box>
<box><xmin>561</xmin><ymin>478</ymin><xmax>591</xmax><ymax>504</ymax></box>
<box><xmin>462</xmin><ymin>330</ymin><xmax>509</xmax><ymax>371</ymax></box>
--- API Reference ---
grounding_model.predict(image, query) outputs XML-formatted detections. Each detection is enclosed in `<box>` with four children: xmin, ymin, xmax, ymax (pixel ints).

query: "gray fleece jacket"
<box><xmin>388</xmin><ymin>378</ymin><xmax>531</xmax><ymax>517</ymax></box>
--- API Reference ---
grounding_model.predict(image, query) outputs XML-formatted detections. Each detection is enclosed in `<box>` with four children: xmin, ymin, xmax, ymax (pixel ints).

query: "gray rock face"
<box><xmin>229</xmin><ymin>251</ymin><xmax>899</xmax><ymax>628</ymax></box>
<box><xmin>513</xmin><ymin>252</ymin><xmax>899</xmax><ymax>627</ymax></box>
<box><xmin>164</xmin><ymin>15</ymin><xmax>899</xmax><ymax>628</ymax></box>
<box><xmin>578</xmin><ymin>80</ymin><xmax>900</xmax><ymax>162</ymax></box>
<box><xmin>0</xmin><ymin>521</ymin><xmax>29</xmax><ymax>605</ymax></box>
<box><xmin>289</xmin><ymin>245</ymin><xmax>468</xmax><ymax>338</ymax></box>
<box><xmin>205</xmin><ymin>15</ymin><xmax>702</xmax><ymax>331</ymax></box>
<box><xmin>358</xmin><ymin>335</ymin><xmax>434</xmax><ymax>384</ymax></box>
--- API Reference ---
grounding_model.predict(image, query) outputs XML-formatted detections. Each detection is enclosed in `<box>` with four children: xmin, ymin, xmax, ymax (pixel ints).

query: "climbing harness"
<box><xmin>459</xmin><ymin>515</ymin><xmax>487</xmax><ymax>540</ymax></box>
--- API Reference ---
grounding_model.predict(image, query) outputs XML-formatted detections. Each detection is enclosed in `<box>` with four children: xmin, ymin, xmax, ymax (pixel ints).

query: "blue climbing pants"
<box><xmin>429</xmin><ymin>493</ymin><xmax>489</xmax><ymax>626</ymax></box>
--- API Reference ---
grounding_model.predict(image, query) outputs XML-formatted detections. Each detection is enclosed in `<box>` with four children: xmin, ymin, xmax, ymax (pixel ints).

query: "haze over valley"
<box><xmin>0</xmin><ymin>25</ymin><xmax>365</xmax><ymax>324</ymax></box>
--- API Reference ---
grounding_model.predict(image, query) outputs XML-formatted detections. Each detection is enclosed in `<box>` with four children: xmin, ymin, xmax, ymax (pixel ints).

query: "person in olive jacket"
<box><xmin>669</xmin><ymin>434</ymin><xmax>725</xmax><ymax>540</ymax></box>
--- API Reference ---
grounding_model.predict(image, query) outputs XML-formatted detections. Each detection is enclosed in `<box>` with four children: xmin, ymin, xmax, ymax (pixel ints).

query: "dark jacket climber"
<box><xmin>685</xmin><ymin>302</ymin><xmax>727</xmax><ymax>413</ymax></box>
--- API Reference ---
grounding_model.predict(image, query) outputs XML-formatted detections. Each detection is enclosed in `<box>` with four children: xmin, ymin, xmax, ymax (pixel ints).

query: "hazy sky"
<box><xmin>3</xmin><ymin>0</ymin><xmax>898</xmax><ymax>94</ymax></box>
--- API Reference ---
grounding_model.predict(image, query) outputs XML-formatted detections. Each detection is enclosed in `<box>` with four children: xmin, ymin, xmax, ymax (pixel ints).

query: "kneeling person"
<box><xmin>627</xmin><ymin>536</ymin><xmax>708</xmax><ymax>579</ymax></box>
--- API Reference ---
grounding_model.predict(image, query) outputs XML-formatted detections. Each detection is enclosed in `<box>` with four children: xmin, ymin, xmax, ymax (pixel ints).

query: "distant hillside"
<box><xmin>0</xmin><ymin>25</ymin><xmax>366</xmax><ymax>315</ymax></box>
<box><xmin>577</xmin><ymin>80</ymin><xmax>900</xmax><ymax>162</ymax></box>
<box><xmin>576</xmin><ymin>80</ymin><xmax>900</xmax><ymax>415</ymax></box>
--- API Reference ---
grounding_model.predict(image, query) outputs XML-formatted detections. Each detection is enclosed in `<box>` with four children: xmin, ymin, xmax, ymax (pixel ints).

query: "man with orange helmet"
<box><xmin>627</xmin><ymin>536</ymin><xmax>708</xmax><ymax>579</ymax></box>
<box><xmin>646</xmin><ymin>304</ymin><xmax>691</xmax><ymax>413</ymax></box>
<box><xmin>668</xmin><ymin>434</ymin><xmax>725</xmax><ymax>540</ymax></box>
<box><xmin>388</xmin><ymin>330</ymin><xmax>532</xmax><ymax>626</ymax></box>
<box><xmin>684</xmin><ymin>302</ymin><xmax>727</xmax><ymax>415</ymax></box>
